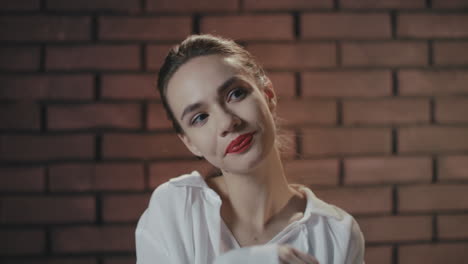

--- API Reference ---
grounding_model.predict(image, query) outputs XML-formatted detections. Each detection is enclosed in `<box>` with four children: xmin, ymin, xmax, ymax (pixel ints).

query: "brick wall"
<box><xmin>1</xmin><ymin>0</ymin><xmax>468</xmax><ymax>263</ymax></box>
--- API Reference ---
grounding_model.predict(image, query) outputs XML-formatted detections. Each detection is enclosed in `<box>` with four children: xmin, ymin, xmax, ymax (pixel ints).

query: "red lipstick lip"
<box><xmin>225</xmin><ymin>131</ymin><xmax>256</xmax><ymax>155</ymax></box>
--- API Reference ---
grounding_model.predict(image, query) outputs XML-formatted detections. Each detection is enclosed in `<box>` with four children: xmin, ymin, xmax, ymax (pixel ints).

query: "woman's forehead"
<box><xmin>171</xmin><ymin>55</ymin><xmax>239</xmax><ymax>86</ymax></box>
<box><xmin>167</xmin><ymin>56</ymin><xmax>245</xmax><ymax>102</ymax></box>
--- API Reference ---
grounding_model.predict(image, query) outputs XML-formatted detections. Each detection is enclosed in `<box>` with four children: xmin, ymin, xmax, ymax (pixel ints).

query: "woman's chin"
<box><xmin>225</xmin><ymin>146</ymin><xmax>274</xmax><ymax>174</ymax></box>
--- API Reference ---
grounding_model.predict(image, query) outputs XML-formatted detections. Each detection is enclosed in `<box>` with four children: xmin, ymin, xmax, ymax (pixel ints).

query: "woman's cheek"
<box><xmin>196</xmin><ymin>129</ymin><xmax>217</xmax><ymax>155</ymax></box>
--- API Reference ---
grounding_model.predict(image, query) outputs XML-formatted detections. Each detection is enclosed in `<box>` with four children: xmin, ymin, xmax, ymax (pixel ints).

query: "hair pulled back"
<box><xmin>157</xmin><ymin>34</ymin><xmax>268</xmax><ymax>135</ymax></box>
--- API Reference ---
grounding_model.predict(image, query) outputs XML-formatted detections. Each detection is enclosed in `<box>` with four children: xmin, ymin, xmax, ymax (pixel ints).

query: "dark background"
<box><xmin>1</xmin><ymin>0</ymin><xmax>468</xmax><ymax>263</ymax></box>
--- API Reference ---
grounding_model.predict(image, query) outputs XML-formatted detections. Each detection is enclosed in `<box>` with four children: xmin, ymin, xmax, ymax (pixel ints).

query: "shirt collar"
<box><xmin>169</xmin><ymin>170</ymin><xmax>342</xmax><ymax>221</ymax></box>
<box><xmin>169</xmin><ymin>170</ymin><xmax>208</xmax><ymax>188</ymax></box>
<box><xmin>296</xmin><ymin>185</ymin><xmax>342</xmax><ymax>221</ymax></box>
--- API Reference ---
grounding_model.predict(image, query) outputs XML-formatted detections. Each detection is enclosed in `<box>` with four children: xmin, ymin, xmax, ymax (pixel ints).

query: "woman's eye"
<box><xmin>227</xmin><ymin>87</ymin><xmax>247</xmax><ymax>102</ymax></box>
<box><xmin>190</xmin><ymin>113</ymin><xmax>208</xmax><ymax>125</ymax></box>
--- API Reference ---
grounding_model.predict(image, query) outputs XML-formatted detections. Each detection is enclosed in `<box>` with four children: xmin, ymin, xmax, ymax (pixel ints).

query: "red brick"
<box><xmin>103</xmin><ymin>133</ymin><xmax>191</xmax><ymax>159</ymax></box>
<box><xmin>400</xmin><ymin>70</ymin><xmax>468</xmax><ymax>95</ymax></box>
<box><xmin>284</xmin><ymin>159</ymin><xmax>339</xmax><ymax>186</ymax></box>
<box><xmin>0</xmin><ymin>0</ymin><xmax>39</xmax><ymax>10</ymax></box>
<box><xmin>359</xmin><ymin>215</ymin><xmax>432</xmax><ymax>243</ymax></box>
<box><xmin>147</xmin><ymin>103</ymin><xmax>173</xmax><ymax>130</ymax></box>
<box><xmin>434</xmin><ymin>41</ymin><xmax>468</xmax><ymax>66</ymax></box>
<box><xmin>101</xmin><ymin>74</ymin><xmax>159</xmax><ymax>100</ymax></box>
<box><xmin>0</xmin><ymin>167</ymin><xmax>45</xmax><ymax>192</ymax></box>
<box><xmin>0</xmin><ymin>75</ymin><xmax>94</xmax><ymax>100</ymax></box>
<box><xmin>146</xmin><ymin>44</ymin><xmax>174</xmax><ymax>70</ymax></box>
<box><xmin>4</xmin><ymin>259</ymin><xmax>98</xmax><ymax>264</ymax></box>
<box><xmin>0</xmin><ymin>103</ymin><xmax>40</xmax><ymax>130</ymax></box>
<box><xmin>438</xmin><ymin>214</ymin><xmax>468</xmax><ymax>240</ymax></box>
<box><xmin>201</xmin><ymin>15</ymin><xmax>293</xmax><ymax>41</ymax></box>
<box><xmin>341</xmin><ymin>0</ymin><xmax>425</xmax><ymax>9</ymax></box>
<box><xmin>345</xmin><ymin>156</ymin><xmax>432</xmax><ymax>185</ymax></box>
<box><xmin>302</xmin><ymin>13</ymin><xmax>391</xmax><ymax>39</ymax></box>
<box><xmin>102</xmin><ymin>194</ymin><xmax>150</xmax><ymax>222</ymax></box>
<box><xmin>301</xmin><ymin>128</ymin><xmax>391</xmax><ymax>156</ymax></box>
<box><xmin>0</xmin><ymin>229</ymin><xmax>44</xmax><ymax>255</ymax></box>
<box><xmin>1</xmin><ymin>196</ymin><xmax>95</xmax><ymax>224</ymax></box>
<box><xmin>0</xmin><ymin>47</ymin><xmax>40</xmax><ymax>71</ymax></box>
<box><xmin>246</xmin><ymin>43</ymin><xmax>336</xmax><ymax>69</ymax></box>
<box><xmin>149</xmin><ymin>160</ymin><xmax>215</xmax><ymax>188</ymax></box>
<box><xmin>244</xmin><ymin>0</ymin><xmax>332</xmax><ymax>10</ymax></box>
<box><xmin>433</xmin><ymin>0</ymin><xmax>468</xmax><ymax>8</ymax></box>
<box><xmin>399</xmin><ymin>126</ymin><xmax>468</xmax><ymax>153</ymax></box>
<box><xmin>302</xmin><ymin>71</ymin><xmax>392</xmax><ymax>97</ymax></box>
<box><xmin>52</xmin><ymin>226</ymin><xmax>134</xmax><ymax>253</ymax></box>
<box><xmin>102</xmin><ymin>257</ymin><xmax>135</xmax><ymax>264</ymax></box>
<box><xmin>48</xmin><ymin>103</ymin><xmax>141</xmax><ymax>130</ymax></box>
<box><xmin>365</xmin><ymin>246</ymin><xmax>392</xmax><ymax>264</ymax></box>
<box><xmin>436</xmin><ymin>97</ymin><xmax>468</xmax><ymax>123</ymax></box>
<box><xmin>277</xmin><ymin>99</ymin><xmax>336</xmax><ymax>126</ymax></box>
<box><xmin>146</xmin><ymin>0</ymin><xmax>238</xmax><ymax>12</ymax></box>
<box><xmin>399</xmin><ymin>243</ymin><xmax>468</xmax><ymax>264</ymax></box>
<box><xmin>399</xmin><ymin>184</ymin><xmax>468</xmax><ymax>212</ymax></box>
<box><xmin>99</xmin><ymin>16</ymin><xmax>191</xmax><ymax>41</ymax></box>
<box><xmin>47</xmin><ymin>0</ymin><xmax>140</xmax><ymax>11</ymax></box>
<box><xmin>0</xmin><ymin>135</ymin><xmax>94</xmax><ymax>161</ymax></box>
<box><xmin>46</xmin><ymin>45</ymin><xmax>140</xmax><ymax>71</ymax></box>
<box><xmin>49</xmin><ymin>163</ymin><xmax>145</xmax><ymax>191</ymax></box>
<box><xmin>343</xmin><ymin>98</ymin><xmax>430</xmax><ymax>125</ymax></box>
<box><xmin>267</xmin><ymin>72</ymin><xmax>296</xmax><ymax>99</ymax></box>
<box><xmin>342</xmin><ymin>41</ymin><xmax>428</xmax><ymax>66</ymax></box>
<box><xmin>314</xmin><ymin>186</ymin><xmax>392</xmax><ymax>214</ymax></box>
<box><xmin>398</xmin><ymin>14</ymin><xmax>468</xmax><ymax>38</ymax></box>
<box><xmin>0</xmin><ymin>16</ymin><xmax>90</xmax><ymax>41</ymax></box>
<box><xmin>439</xmin><ymin>155</ymin><xmax>468</xmax><ymax>181</ymax></box>
<box><xmin>277</xmin><ymin>128</ymin><xmax>297</xmax><ymax>160</ymax></box>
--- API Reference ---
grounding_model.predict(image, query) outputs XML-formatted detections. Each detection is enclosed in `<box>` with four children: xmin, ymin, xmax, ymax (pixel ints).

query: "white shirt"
<box><xmin>135</xmin><ymin>170</ymin><xmax>365</xmax><ymax>264</ymax></box>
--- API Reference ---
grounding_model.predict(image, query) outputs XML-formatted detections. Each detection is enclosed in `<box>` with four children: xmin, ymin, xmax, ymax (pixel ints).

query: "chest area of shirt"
<box><xmin>228</xmin><ymin>224</ymin><xmax>285</xmax><ymax>247</ymax></box>
<box><xmin>223</xmin><ymin>212</ymin><xmax>304</xmax><ymax>248</ymax></box>
<box><xmin>219</xmin><ymin>201</ymin><xmax>305</xmax><ymax>247</ymax></box>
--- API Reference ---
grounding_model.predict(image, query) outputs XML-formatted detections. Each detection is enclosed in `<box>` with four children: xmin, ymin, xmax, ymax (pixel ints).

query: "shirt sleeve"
<box><xmin>345</xmin><ymin>218</ymin><xmax>366</xmax><ymax>264</ymax></box>
<box><xmin>213</xmin><ymin>244</ymin><xmax>280</xmax><ymax>264</ymax></box>
<box><xmin>135</xmin><ymin>225</ymin><xmax>172</xmax><ymax>264</ymax></box>
<box><xmin>135</xmin><ymin>183</ymin><xmax>189</xmax><ymax>264</ymax></box>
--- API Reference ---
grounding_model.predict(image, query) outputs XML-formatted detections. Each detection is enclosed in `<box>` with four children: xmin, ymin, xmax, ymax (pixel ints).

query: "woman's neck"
<box><xmin>212</xmin><ymin>146</ymin><xmax>299</xmax><ymax>232</ymax></box>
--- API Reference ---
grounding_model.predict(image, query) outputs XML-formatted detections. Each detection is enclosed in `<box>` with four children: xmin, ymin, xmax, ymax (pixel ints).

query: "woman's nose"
<box><xmin>218</xmin><ymin>108</ymin><xmax>242</xmax><ymax>137</ymax></box>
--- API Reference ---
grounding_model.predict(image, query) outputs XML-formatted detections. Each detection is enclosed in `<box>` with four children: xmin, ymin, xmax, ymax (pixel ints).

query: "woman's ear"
<box><xmin>177</xmin><ymin>133</ymin><xmax>203</xmax><ymax>157</ymax></box>
<box><xmin>262</xmin><ymin>77</ymin><xmax>277</xmax><ymax>112</ymax></box>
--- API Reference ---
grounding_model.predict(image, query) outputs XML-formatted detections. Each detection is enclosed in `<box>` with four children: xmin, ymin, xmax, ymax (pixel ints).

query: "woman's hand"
<box><xmin>278</xmin><ymin>245</ymin><xmax>319</xmax><ymax>264</ymax></box>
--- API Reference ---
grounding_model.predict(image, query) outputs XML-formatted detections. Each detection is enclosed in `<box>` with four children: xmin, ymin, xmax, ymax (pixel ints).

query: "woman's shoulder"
<box><xmin>297</xmin><ymin>184</ymin><xmax>360</xmax><ymax>231</ymax></box>
<box><xmin>298</xmin><ymin>185</ymin><xmax>365</xmax><ymax>246</ymax></box>
<box><xmin>148</xmin><ymin>170</ymin><xmax>207</xmax><ymax>205</ymax></box>
<box><xmin>137</xmin><ymin>170</ymin><xmax>209</xmax><ymax>230</ymax></box>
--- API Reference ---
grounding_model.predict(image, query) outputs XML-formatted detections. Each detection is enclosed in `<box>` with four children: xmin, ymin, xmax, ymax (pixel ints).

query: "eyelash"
<box><xmin>227</xmin><ymin>86</ymin><xmax>248</xmax><ymax>102</ymax></box>
<box><xmin>189</xmin><ymin>87</ymin><xmax>248</xmax><ymax>126</ymax></box>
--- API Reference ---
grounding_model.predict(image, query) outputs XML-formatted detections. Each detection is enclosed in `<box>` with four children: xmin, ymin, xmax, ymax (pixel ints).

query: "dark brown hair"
<box><xmin>157</xmin><ymin>34</ymin><xmax>268</xmax><ymax>135</ymax></box>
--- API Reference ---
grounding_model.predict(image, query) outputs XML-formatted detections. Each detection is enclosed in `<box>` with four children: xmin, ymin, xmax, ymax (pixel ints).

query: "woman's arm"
<box><xmin>345</xmin><ymin>218</ymin><xmax>366</xmax><ymax>264</ymax></box>
<box><xmin>135</xmin><ymin>183</ymin><xmax>191</xmax><ymax>264</ymax></box>
<box><xmin>135</xmin><ymin>224</ymin><xmax>172</xmax><ymax>264</ymax></box>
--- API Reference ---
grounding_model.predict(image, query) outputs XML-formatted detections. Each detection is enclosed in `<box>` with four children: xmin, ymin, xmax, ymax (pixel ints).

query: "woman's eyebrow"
<box><xmin>217</xmin><ymin>76</ymin><xmax>241</xmax><ymax>94</ymax></box>
<box><xmin>180</xmin><ymin>76</ymin><xmax>241</xmax><ymax>121</ymax></box>
<box><xmin>180</xmin><ymin>102</ymin><xmax>203</xmax><ymax>121</ymax></box>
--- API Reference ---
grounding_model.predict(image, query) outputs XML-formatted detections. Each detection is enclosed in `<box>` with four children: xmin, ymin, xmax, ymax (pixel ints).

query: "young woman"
<box><xmin>135</xmin><ymin>34</ymin><xmax>365</xmax><ymax>264</ymax></box>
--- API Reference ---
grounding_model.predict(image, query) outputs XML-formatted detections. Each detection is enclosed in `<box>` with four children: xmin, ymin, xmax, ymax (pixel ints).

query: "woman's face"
<box><xmin>166</xmin><ymin>54</ymin><xmax>277</xmax><ymax>174</ymax></box>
